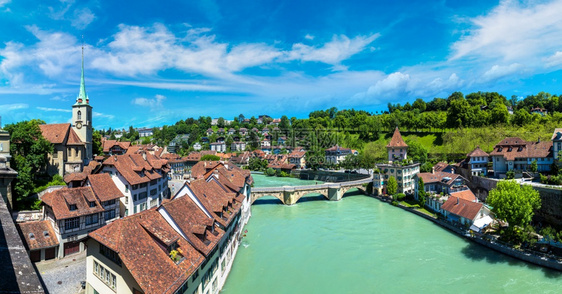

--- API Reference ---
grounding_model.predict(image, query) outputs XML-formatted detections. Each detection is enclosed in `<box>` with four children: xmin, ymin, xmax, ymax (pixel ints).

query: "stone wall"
<box><xmin>291</xmin><ymin>170</ymin><xmax>369</xmax><ymax>183</ymax></box>
<box><xmin>470</xmin><ymin>176</ymin><xmax>562</xmax><ymax>227</ymax></box>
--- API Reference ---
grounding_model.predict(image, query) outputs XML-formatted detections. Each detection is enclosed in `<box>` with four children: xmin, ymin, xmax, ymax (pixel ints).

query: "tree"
<box><xmin>487</xmin><ymin>180</ymin><xmax>541</xmax><ymax>231</ymax></box>
<box><xmin>417</xmin><ymin>178</ymin><xmax>426</xmax><ymax>207</ymax></box>
<box><xmin>405</xmin><ymin>139</ymin><xmax>427</xmax><ymax>164</ymax></box>
<box><xmin>5</xmin><ymin>119</ymin><xmax>53</xmax><ymax>202</ymax></box>
<box><xmin>530</xmin><ymin>160</ymin><xmax>538</xmax><ymax>173</ymax></box>
<box><xmin>92</xmin><ymin>130</ymin><xmax>103</xmax><ymax>155</ymax></box>
<box><xmin>265</xmin><ymin>167</ymin><xmax>276</xmax><ymax>176</ymax></box>
<box><xmin>201</xmin><ymin>154</ymin><xmax>220</xmax><ymax>161</ymax></box>
<box><xmin>387</xmin><ymin>176</ymin><xmax>397</xmax><ymax>195</ymax></box>
<box><xmin>217</xmin><ymin>117</ymin><xmax>225</xmax><ymax>128</ymax></box>
<box><xmin>412</xmin><ymin>98</ymin><xmax>426</xmax><ymax>112</ymax></box>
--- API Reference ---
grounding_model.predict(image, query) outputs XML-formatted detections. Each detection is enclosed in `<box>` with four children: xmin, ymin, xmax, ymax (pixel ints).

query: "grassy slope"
<box><xmin>363</xmin><ymin>125</ymin><xmax>555</xmax><ymax>162</ymax></box>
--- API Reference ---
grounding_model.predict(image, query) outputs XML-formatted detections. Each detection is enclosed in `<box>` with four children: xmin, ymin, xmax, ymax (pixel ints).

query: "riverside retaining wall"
<box><xmin>470</xmin><ymin>176</ymin><xmax>562</xmax><ymax>227</ymax></box>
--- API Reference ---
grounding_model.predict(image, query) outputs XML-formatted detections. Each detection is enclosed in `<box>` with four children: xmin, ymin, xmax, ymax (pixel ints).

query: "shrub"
<box><xmin>395</xmin><ymin>193</ymin><xmax>406</xmax><ymax>201</ymax></box>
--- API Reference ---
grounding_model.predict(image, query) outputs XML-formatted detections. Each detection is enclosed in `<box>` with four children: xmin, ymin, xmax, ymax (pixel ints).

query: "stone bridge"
<box><xmin>251</xmin><ymin>177</ymin><xmax>372</xmax><ymax>205</ymax></box>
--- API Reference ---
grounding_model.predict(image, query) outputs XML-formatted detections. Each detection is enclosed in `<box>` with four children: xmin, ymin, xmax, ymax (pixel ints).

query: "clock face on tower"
<box><xmin>76</xmin><ymin>122</ymin><xmax>82</xmax><ymax>129</ymax></box>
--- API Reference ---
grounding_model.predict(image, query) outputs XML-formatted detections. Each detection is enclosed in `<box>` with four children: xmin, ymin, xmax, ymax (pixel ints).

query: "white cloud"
<box><xmin>132</xmin><ymin>94</ymin><xmax>166</xmax><ymax>108</ymax></box>
<box><xmin>367</xmin><ymin>72</ymin><xmax>410</xmax><ymax>97</ymax></box>
<box><xmin>545</xmin><ymin>51</ymin><xmax>562</xmax><ymax>67</ymax></box>
<box><xmin>50</xmin><ymin>95</ymin><xmax>69</xmax><ymax>101</ymax></box>
<box><xmin>482</xmin><ymin>63</ymin><xmax>523</xmax><ymax>81</ymax></box>
<box><xmin>451</xmin><ymin>0</ymin><xmax>562</xmax><ymax>62</ymax></box>
<box><xmin>93</xmin><ymin>111</ymin><xmax>115</xmax><ymax>119</ymax></box>
<box><xmin>304</xmin><ymin>34</ymin><xmax>315</xmax><ymax>40</ymax></box>
<box><xmin>0</xmin><ymin>103</ymin><xmax>28</xmax><ymax>111</ymax></box>
<box><xmin>71</xmin><ymin>8</ymin><xmax>95</xmax><ymax>29</ymax></box>
<box><xmin>0</xmin><ymin>0</ymin><xmax>11</xmax><ymax>8</ymax></box>
<box><xmin>286</xmin><ymin>34</ymin><xmax>379</xmax><ymax>66</ymax></box>
<box><xmin>37</xmin><ymin>107</ymin><xmax>71</xmax><ymax>112</ymax></box>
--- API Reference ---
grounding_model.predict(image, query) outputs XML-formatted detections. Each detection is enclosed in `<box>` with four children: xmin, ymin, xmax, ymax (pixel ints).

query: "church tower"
<box><xmin>72</xmin><ymin>45</ymin><xmax>93</xmax><ymax>162</ymax></box>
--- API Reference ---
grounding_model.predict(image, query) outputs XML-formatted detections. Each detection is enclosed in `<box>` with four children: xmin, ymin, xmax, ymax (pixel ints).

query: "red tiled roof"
<box><xmin>88</xmin><ymin>173</ymin><xmax>124</xmax><ymax>202</ymax></box>
<box><xmin>42</xmin><ymin>187</ymin><xmax>105</xmax><ymax>220</ymax></box>
<box><xmin>489</xmin><ymin>137</ymin><xmax>552</xmax><ymax>161</ymax></box>
<box><xmin>432</xmin><ymin>162</ymin><xmax>450</xmax><ymax>173</ymax></box>
<box><xmin>89</xmin><ymin>209</ymin><xmax>205</xmax><ymax>294</ymax></box>
<box><xmin>103</xmin><ymin>154</ymin><xmax>165</xmax><ymax>185</ymax></box>
<box><xmin>39</xmin><ymin>123</ymin><xmax>71</xmax><ymax>144</ymax></box>
<box><xmin>442</xmin><ymin>196</ymin><xmax>483</xmax><ymax>221</ymax></box>
<box><xmin>66</xmin><ymin>128</ymin><xmax>85</xmax><ymax>145</ymax></box>
<box><xmin>19</xmin><ymin>221</ymin><xmax>59</xmax><ymax>250</ymax></box>
<box><xmin>386</xmin><ymin>127</ymin><xmax>408</xmax><ymax>148</ymax></box>
<box><xmin>288</xmin><ymin>151</ymin><xmax>306</xmax><ymax>158</ymax></box>
<box><xmin>450</xmin><ymin>189</ymin><xmax>477</xmax><ymax>202</ymax></box>
<box><xmin>417</xmin><ymin>172</ymin><xmax>460</xmax><ymax>186</ymax></box>
<box><xmin>466</xmin><ymin>146</ymin><xmax>489</xmax><ymax>157</ymax></box>
<box><xmin>102</xmin><ymin>140</ymin><xmax>131</xmax><ymax>153</ymax></box>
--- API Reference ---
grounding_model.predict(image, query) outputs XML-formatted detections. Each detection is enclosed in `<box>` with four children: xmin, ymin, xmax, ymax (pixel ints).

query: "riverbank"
<box><xmin>369</xmin><ymin>194</ymin><xmax>562</xmax><ymax>272</ymax></box>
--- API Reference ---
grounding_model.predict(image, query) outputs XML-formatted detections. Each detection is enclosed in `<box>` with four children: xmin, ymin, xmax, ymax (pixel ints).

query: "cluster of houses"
<box><xmin>11</xmin><ymin>72</ymin><xmax>254</xmax><ymax>293</ymax></box>
<box><xmin>372</xmin><ymin>126</ymin><xmax>562</xmax><ymax>232</ymax></box>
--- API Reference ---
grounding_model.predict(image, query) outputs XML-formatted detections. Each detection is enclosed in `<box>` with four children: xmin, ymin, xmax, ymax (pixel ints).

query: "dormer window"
<box><xmin>89</xmin><ymin>201</ymin><xmax>96</xmax><ymax>208</ymax></box>
<box><xmin>69</xmin><ymin>204</ymin><xmax>77</xmax><ymax>211</ymax></box>
<box><xmin>43</xmin><ymin>231</ymin><xmax>49</xmax><ymax>238</ymax></box>
<box><xmin>498</xmin><ymin>147</ymin><xmax>503</xmax><ymax>152</ymax></box>
<box><xmin>508</xmin><ymin>147</ymin><xmax>512</xmax><ymax>152</ymax></box>
<box><xmin>29</xmin><ymin>233</ymin><xmax>35</xmax><ymax>240</ymax></box>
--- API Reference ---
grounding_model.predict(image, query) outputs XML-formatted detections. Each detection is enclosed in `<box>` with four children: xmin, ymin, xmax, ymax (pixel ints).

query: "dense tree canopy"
<box><xmin>487</xmin><ymin>180</ymin><xmax>541</xmax><ymax>230</ymax></box>
<box><xmin>387</xmin><ymin>176</ymin><xmax>397</xmax><ymax>195</ymax></box>
<box><xmin>5</xmin><ymin>119</ymin><xmax>53</xmax><ymax>200</ymax></box>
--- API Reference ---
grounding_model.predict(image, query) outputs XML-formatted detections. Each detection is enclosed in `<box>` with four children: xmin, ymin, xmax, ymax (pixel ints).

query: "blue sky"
<box><xmin>1</xmin><ymin>0</ymin><xmax>562</xmax><ymax>130</ymax></box>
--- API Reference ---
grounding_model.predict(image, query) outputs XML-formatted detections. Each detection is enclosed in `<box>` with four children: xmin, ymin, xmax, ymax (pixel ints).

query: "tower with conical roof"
<box><xmin>386</xmin><ymin>127</ymin><xmax>408</xmax><ymax>162</ymax></box>
<box><xmin>72</xmin><ymin>44</ymin><xmax>93</xmax><ymax>162</ymax></box>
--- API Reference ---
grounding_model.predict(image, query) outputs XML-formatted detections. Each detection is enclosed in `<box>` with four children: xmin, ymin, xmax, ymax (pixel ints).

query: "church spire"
<box><xmin>76</xmin><ymin>41</ymin><xmax>88</xmax><ymax>104</ymax></box>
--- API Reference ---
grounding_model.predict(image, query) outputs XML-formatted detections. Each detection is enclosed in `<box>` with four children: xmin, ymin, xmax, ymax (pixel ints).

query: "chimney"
<box><xmin>431</xmin><ymin>166</ymin><xmax>435</xmax><ymax>174</ymax></box>
<box><xmin>456</xmin><ymin>197</ymin><xmax>459</xmax><ymax>205</ymax></box>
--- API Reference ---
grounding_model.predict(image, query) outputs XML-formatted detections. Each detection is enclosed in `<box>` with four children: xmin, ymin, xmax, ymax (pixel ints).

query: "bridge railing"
<box><xmin>252</xmin><ymin>176</ymin><xmax>372</xmax><ymax>192</ymax></box>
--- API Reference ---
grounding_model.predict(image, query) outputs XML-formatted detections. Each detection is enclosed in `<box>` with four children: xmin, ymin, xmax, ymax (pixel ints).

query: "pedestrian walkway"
<box><xmin>36</xmin><ymin>250</ymin><xmax>86</xmax><ymax>294</ymax></box>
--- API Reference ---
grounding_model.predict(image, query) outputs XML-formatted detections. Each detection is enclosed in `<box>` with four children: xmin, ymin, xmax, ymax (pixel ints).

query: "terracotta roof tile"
<box><xmin>441</xmin><ymin>196</ymin><xmax>483</xmax><ymax>221</ymax></box>
<box><xmin>39</xmin><ymin>123</ymin><xmax>71</xmax><ymax>144</ymax></box>
<box><xmin>19</xmin><ymin>221</ymin><xmax>59</xmax><ymax>250</ymax></box>
<box><xmin>450</xmin><ymin>189</ymin><xmax>477</xmax><ymax>202</ymax></box>
<box><xmin>489</xmin><ymin>137</ymin><xmax>552</xmax><ymax>161</ymax></box>
<box><xmin>66</xmin><ymin>128</ymin><xmax>85</xmax><ymax>145</ymax></box>
<box><xmin>466</xmin><ymin>146</ymin><xmax>489</xmax><ymax>157</ymax></box>
<box><xmin>42</xmin><ymin>187</ymin><xmax>105</xmax><ymax>220</ymax></box>
<box><xmin>88</xmin><ymin>173</ymin><xmax>124</xmax><ymax>202</ymax></box>
<box><xmin>386</xmin><ymin>127</ymin><xmax>408</xmax><ymax>148</ymax></box>
<box><xmin>89</xmin><ymin>209</ymin><xmax>205</xmax><ymax>294</ymax></box>
<box><xmin>417</xmin><ymin>172</ymin><xmax>460</xmax><ymax>186</ymax></box>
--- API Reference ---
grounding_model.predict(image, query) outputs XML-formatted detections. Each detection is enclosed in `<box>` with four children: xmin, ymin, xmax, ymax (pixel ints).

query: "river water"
<box><xmin>222</xmin><ymin>175</ymin><xmax>562</xmax><ymax>293</ymax></box>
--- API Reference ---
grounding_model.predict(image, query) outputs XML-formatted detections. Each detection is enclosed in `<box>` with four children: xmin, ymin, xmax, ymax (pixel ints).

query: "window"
<box><xmin>89</xmin><ymin>201</ymin><xmax>96</xmax><ymax>208</ymax></box>
<box><xmin>105</xmin><ymin>199</ymin><xmax>116</xmax><ymax>206</ymax></box>
<box><xmin>104</xmin><ymin>210</ymin><xmax>116</xmax><ymax>221</ymax></box>
<box><xmin>93</xmin><ymin>261</ymin><xmax>117</xmax><ymax>290</ymax></box>
<box><xmin>85</xmin><ymin>214</ymin><xmax>99</xmax><ymax>225</ymax></box>
<box><xmin>64</xmin><ymin>217</ymin><xmax>80</xmax><ymax>230</ymax></box>
<box><xmin>125</xmin><ymin>185</ymin><xmax>129</xmax><ymax>193</ymax></box>
<box><xmin>138</xmin><ymin>192</ymin><xmax>147</xmax><ymax>200</ymax></box>
<box><xmin>140</xmin><ymin>203</ymin><xmax>147</xmax><ymax>211</ymax></box>
<box><xmin>100</xmin><ymin>244</ymin><xmax>122</xmax><ymax>266</ymax></box>
<box><xmin>77</xmin><ymin>110</ymin><xmax>82</xmax><ymax>120</ymax></box>
<box><xmin>69</xmin><ymin>204</ymin><xmax>77</xmax><ymax>211</ymax></box>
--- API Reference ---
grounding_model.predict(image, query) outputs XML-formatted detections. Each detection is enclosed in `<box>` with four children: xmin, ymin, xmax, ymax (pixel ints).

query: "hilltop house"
<box><xmin>490</xmin><ymin>137</ymin><xmax>553</xmax><ymax>177</ymax></box>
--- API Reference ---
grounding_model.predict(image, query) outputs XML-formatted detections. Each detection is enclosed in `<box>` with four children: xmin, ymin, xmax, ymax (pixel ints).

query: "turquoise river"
<box><xmin>222</xmin><ymin>174</ymin><xmax>562</xmax><ymax>293</ymax></box>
